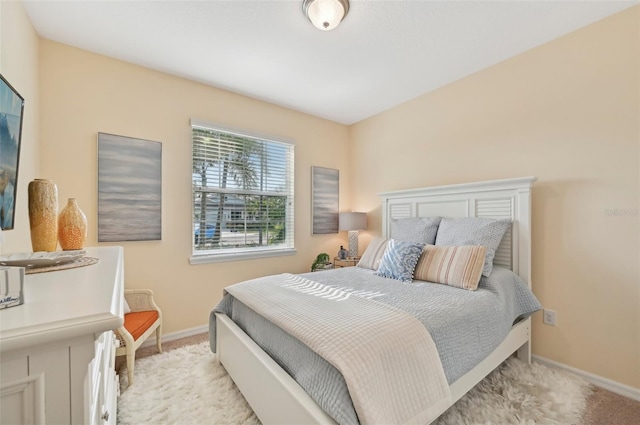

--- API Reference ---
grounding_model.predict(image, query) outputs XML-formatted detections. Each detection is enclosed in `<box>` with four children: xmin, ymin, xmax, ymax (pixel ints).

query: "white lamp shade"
<box><xmin>304</xmin><ymin>0</ymin><xmax>348</xmax><ymax>31</ymax></box>
<box><xmin>339</xmin><ymin>212</ymin><xmax>367</xmax><ymax>231</ymax></box>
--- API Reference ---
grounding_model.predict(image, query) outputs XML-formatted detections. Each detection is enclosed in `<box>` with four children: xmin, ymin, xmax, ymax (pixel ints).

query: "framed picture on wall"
<box><xmin>311</xmin><ymin>166</ymin><xmax>339</xmax><ymax>234</ymax></box>
<box><xmin>0</xmin><ymin>73</ymin><xmax>25</xmax><ymax>231</ymax></box>
<box><xmin>98</xmin><ymin>132</ymin><xmax>162</xmax><ymax>241</ymax></box>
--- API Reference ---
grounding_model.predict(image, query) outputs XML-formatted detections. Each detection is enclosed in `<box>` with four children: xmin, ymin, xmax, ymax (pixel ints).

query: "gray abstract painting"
<box><xmin>98</xmin><ymin>133</ymin><xmax>162</xmax><ymax>241</ymax></box>
<box><xmin>311</xmin><ymin>166</ymin><xmax>339</xmax><ymax>234</ymax></box>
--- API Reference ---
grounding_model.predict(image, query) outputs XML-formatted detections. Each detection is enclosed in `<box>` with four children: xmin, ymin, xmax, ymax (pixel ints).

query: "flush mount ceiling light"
<box><xmin>302</xmin><ymin>0</ymin><xmax>350</xmax><ymax>31</ymax></box>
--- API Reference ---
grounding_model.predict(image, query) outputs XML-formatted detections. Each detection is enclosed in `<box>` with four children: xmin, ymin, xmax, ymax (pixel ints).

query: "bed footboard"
<box><xmin>216</xmin><ymin>313</ymin><xmax>338</xmax><ymax>425</ymax></box>
<box><xmin>217</xmin><ymin>312</ymin><xmax>531</xmax><ymax>424</ymax></box>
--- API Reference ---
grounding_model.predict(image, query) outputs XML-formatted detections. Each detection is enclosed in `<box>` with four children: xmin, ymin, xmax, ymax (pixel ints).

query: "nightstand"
<box><xmin>334</xmin><ymin>256</ymin><xmax>361</xmax><ymax>268</ymax></box>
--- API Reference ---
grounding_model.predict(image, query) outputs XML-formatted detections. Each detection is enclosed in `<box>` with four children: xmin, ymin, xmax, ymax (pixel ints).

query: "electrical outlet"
<box><xmin>543</xmin><ymin>309</ymin><xmax>557</xmax><ymax>326</ymax></box>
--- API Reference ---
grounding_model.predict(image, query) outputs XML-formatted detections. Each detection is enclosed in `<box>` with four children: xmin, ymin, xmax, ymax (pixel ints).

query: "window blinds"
<box><xmin>191</xmin><ymin>121</ymin><xmax>294</xmax><ymax>255</ymax></box>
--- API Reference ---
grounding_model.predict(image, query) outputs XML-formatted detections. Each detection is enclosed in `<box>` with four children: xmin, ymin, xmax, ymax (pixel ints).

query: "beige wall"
<box><xmin>38</xmin><ymin>41</ymin><xmax>351</xmax><ymax>335</ymax></box>
<box><xmin>0</xmin><ymin>1</ymin><xmax>40</xmax><ymax>255</ymax></box>
<box><xmin>350</xmin><ymin>7</ymin><xmax>640</xmax><ymax>389</ymax></box>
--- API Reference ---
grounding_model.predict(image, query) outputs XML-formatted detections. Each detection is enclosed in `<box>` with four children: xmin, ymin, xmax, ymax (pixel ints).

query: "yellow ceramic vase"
<box><xmin>28</xmin><ymin>179</ymin><xmax>58</xmax><ymax>252</ymax></box>
<box><xmin>58</xmin><ymin>198</ymin><xmax>87</xmax><ymax>250</ymax></box>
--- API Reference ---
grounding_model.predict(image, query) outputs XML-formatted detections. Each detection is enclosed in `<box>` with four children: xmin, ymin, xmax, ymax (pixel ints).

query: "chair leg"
<box><xmin>126</xmin><ymin>353</ymin><xmax>135</xmax><ymax>385</ymax></box>
<box><xmin>156</xmin><ymin>324</ymin><xmax>163</xmax><ymax>353</ymax></box>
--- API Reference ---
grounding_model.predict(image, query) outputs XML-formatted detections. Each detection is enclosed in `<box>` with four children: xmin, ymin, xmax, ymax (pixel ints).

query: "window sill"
<box><xmin>189</xmin><ymin>248</ymin><xmax>297</xmax><ymax>265</ymax></box>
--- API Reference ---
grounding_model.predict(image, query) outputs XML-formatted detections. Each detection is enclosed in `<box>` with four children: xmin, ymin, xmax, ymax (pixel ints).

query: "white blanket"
<box><xmin>225</xmin><ymin>273</ymin><xmax>452</xmax><ymax>425</ymax></box>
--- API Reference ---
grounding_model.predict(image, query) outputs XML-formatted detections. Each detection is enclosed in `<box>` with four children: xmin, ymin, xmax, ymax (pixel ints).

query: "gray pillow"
<box><xmin>435</xmin><ymin>217</ymin><xmax>510</xmax><ymax>277</ymax></box>
<box><xmin>390</xmin><ymin>217</ymin><xmax>441</xmax><ymax>245</ymax></box>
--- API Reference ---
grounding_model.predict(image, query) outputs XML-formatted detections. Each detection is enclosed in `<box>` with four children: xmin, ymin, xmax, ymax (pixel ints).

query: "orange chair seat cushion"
<box><xmin>124</xmin><ymin>310</ymin><xmax>159</xmax><ymax>341</ymax></box>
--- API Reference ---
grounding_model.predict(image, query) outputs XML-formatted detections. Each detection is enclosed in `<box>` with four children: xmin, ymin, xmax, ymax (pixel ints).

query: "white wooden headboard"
<box><xmin>379</xmin><ymin>177</ymin><xmax>536</xmax><ymax>287</ymax></box>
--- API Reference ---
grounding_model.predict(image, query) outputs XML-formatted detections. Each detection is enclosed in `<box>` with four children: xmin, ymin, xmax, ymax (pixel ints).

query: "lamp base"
<box><xmin>347</xmin><ymin>230</ymin><xmax>359</xmax><ymax>258</ymax></box>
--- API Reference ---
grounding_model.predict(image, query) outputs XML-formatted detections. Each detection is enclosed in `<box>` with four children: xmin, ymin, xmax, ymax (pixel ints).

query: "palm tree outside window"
<box><xmin>191</xmin><ymin>120</ymin><xmax>295</xmax><ymax>263</ymax></box>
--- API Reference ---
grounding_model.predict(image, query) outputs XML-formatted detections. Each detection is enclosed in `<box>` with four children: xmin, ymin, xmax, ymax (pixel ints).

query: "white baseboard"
<box><xmin>140</xmin><ymin>324</ymin><xmax>209</xmax><ymax>349</ymax></box>
<box><xmin>533</xmin><ymin>355</ymin><xmax>640</xmax><ymax>402</ymax></box>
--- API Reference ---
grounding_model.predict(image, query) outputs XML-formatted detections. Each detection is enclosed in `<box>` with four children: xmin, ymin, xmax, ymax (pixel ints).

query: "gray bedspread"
<box><xmin>209</xmin><ymin>266</ymin><xmax>541</xmax><ymax>425</ymax></box>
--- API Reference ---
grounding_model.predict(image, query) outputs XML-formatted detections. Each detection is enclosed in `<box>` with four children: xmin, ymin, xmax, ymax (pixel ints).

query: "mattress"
<box><xmin>210</xmin><ymin>265</ymin><xmax>541</xmax><ymax>425</ymax></box>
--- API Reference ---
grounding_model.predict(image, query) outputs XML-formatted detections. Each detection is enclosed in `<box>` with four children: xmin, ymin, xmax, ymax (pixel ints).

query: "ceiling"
<box><xmin>22</xmin><ymin>0</ymin><xmax>637</xmax><ymax>125</ymax></box>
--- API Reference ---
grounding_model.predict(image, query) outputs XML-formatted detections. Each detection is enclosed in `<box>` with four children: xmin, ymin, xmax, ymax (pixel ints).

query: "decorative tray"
<box><xmin>0</xmin><ymin>250</ymin><xmax>88</xmax><ymax>268</ymax></box>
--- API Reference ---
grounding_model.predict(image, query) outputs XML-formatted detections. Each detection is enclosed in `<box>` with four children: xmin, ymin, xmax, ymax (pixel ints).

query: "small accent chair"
<box><xmin>115</xmin><ymin>289</ymin><xmax>163</xmax><ymax>385</ymax></box>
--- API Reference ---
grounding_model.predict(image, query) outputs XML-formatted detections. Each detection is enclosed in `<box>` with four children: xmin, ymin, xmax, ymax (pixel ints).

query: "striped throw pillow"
<box><xmin>414</xmin><ymin>244</ymin><xmax>487</xmax><ymax>290</ymax></box>
<box><xmin>357</xmin><ymin>237</ymin><xmax>389</xmax><ymax>270</ymax></box>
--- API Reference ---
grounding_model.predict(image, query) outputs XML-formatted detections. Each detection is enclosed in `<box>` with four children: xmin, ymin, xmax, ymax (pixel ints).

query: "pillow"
<box><xmin>123</xmin><ymin>298</ymin><xmax>131</xmax><ymax>314</ymax></box>
<box><xmin>390</xmin><ymin>217</ymin><xmax>441</xmax><ymax>245</ymax></box>
<box><xmin>357</xmin><ymin>237</ymin><xmax>389</xmax><ymax>270</ymax></box>
<box><xmin>414</xmin><ymin>244</ymin><xmax>487</xmax><ymax>290</ymax></box>
<box><xmin>375</xmin><ymin>239</ymin><xmax>424</xmax><ymax>282</ymax></box>
<box><xmin>435</xmin><ymin>217</ymin><xmax>510</xmax><ymax>277</ymax></box>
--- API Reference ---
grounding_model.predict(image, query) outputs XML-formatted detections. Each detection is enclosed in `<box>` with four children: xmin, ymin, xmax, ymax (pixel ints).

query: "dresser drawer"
<box><xmin>102</xmin><ymin>369</ymin><xmax>118</xmax><ymax>425</ymax></box>
<box><xmin>86</xmin><ymin>331</ymin><xmax>118</xmax><ymax>425</ymax></box>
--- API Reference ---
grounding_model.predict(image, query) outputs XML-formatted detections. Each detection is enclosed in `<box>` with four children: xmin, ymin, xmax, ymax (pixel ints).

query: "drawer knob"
<box><xmin>101</xmin><ymin>411</ymin><xmax>110</xmax><ymax>421</ymax></box>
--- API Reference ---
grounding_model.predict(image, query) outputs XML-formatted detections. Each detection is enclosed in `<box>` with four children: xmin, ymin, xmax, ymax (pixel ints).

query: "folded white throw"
<box><xmin>226</xmin><ymin>273</ymin><xmax>452</xmax><ymax>425</ymax></box>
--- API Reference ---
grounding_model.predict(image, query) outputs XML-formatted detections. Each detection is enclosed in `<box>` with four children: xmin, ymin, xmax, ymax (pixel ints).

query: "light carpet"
<box><xmin>117</xmin><ymin>342</ymin><xmax>591</xmax><ymax>425</ymax></box>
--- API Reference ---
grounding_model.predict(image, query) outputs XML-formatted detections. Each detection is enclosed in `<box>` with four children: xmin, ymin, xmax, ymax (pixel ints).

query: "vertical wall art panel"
<box><xmin>311</xmin><ymin>166</ymin><xmax>339</xmax><ymax>234</ymax></box>
<box><xmin>98</xmin><ymin>133</ymin><xmax>162</xmax><ymax>242</ymax></box>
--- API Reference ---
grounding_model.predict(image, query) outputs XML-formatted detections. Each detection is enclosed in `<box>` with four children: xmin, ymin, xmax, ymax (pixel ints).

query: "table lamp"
<box><xmin>339</xmin><ymin>212</ymin><xmax>367</xmax><ymax>258</ymax></box>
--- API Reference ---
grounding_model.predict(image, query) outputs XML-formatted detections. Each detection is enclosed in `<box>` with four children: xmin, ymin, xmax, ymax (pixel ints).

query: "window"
<box><xmin>190</xmin><ymin>120</ymin><xmax>295</xmax><ymax>263</ymax></box>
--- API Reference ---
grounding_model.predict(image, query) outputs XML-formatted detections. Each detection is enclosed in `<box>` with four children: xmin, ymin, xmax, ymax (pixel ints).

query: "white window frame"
<box><xmin>189</xmin><ymin>119</ymin><xmax>296</xmax><ymax>264</ymax></box>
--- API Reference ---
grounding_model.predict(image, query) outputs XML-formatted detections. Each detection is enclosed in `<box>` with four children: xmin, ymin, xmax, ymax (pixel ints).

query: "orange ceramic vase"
<box><xmin>58</xmin><ymin>198</ymin><xmax>87</xmax><ymax>250</ymax></box>
<box><xmin>28</xmin><ymin>179</ymin><xmax>59</xmax><ymax>252</ymax></box>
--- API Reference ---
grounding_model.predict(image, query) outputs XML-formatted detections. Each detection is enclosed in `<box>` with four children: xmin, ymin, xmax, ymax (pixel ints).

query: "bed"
<box><xmin>210</xmin><ymin>176</ymin><xmax>539</xmax><ymax>425</ymax></box>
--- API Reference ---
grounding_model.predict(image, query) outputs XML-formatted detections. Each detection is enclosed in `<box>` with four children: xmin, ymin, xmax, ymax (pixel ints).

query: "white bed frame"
<box><xmin>216</xmin><ymin>176</ymin><xmax>537</xmax><ymax>425</ymax></box>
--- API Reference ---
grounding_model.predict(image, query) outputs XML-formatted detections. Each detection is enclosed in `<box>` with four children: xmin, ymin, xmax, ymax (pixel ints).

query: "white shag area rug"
<box><xmin>117</xmin><ymin>342</ymin><xmax>591</xmax><ymax>425</ymax></box>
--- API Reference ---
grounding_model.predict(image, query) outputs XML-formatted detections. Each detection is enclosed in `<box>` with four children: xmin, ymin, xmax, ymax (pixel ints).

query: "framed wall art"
<box><xmin>98</xmin><ymin>133</ymin><xmax>162</xmax><ymax>241</ymax></box>
<box><xmin>0</xmin><ymin>73</ymin><xmax>24</xmax><ymax>230</ymax></box>
<box><xmin>311</xmin><ymin>166</ymin><xmax>339</xmax><ymax>234</ymax></box>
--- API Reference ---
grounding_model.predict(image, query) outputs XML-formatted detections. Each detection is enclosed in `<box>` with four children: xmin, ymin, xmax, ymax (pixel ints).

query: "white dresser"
<box><xmin>0</xmin><ymin>246</ymin><xmax>124</xmax><ymax>425</ymax></box>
